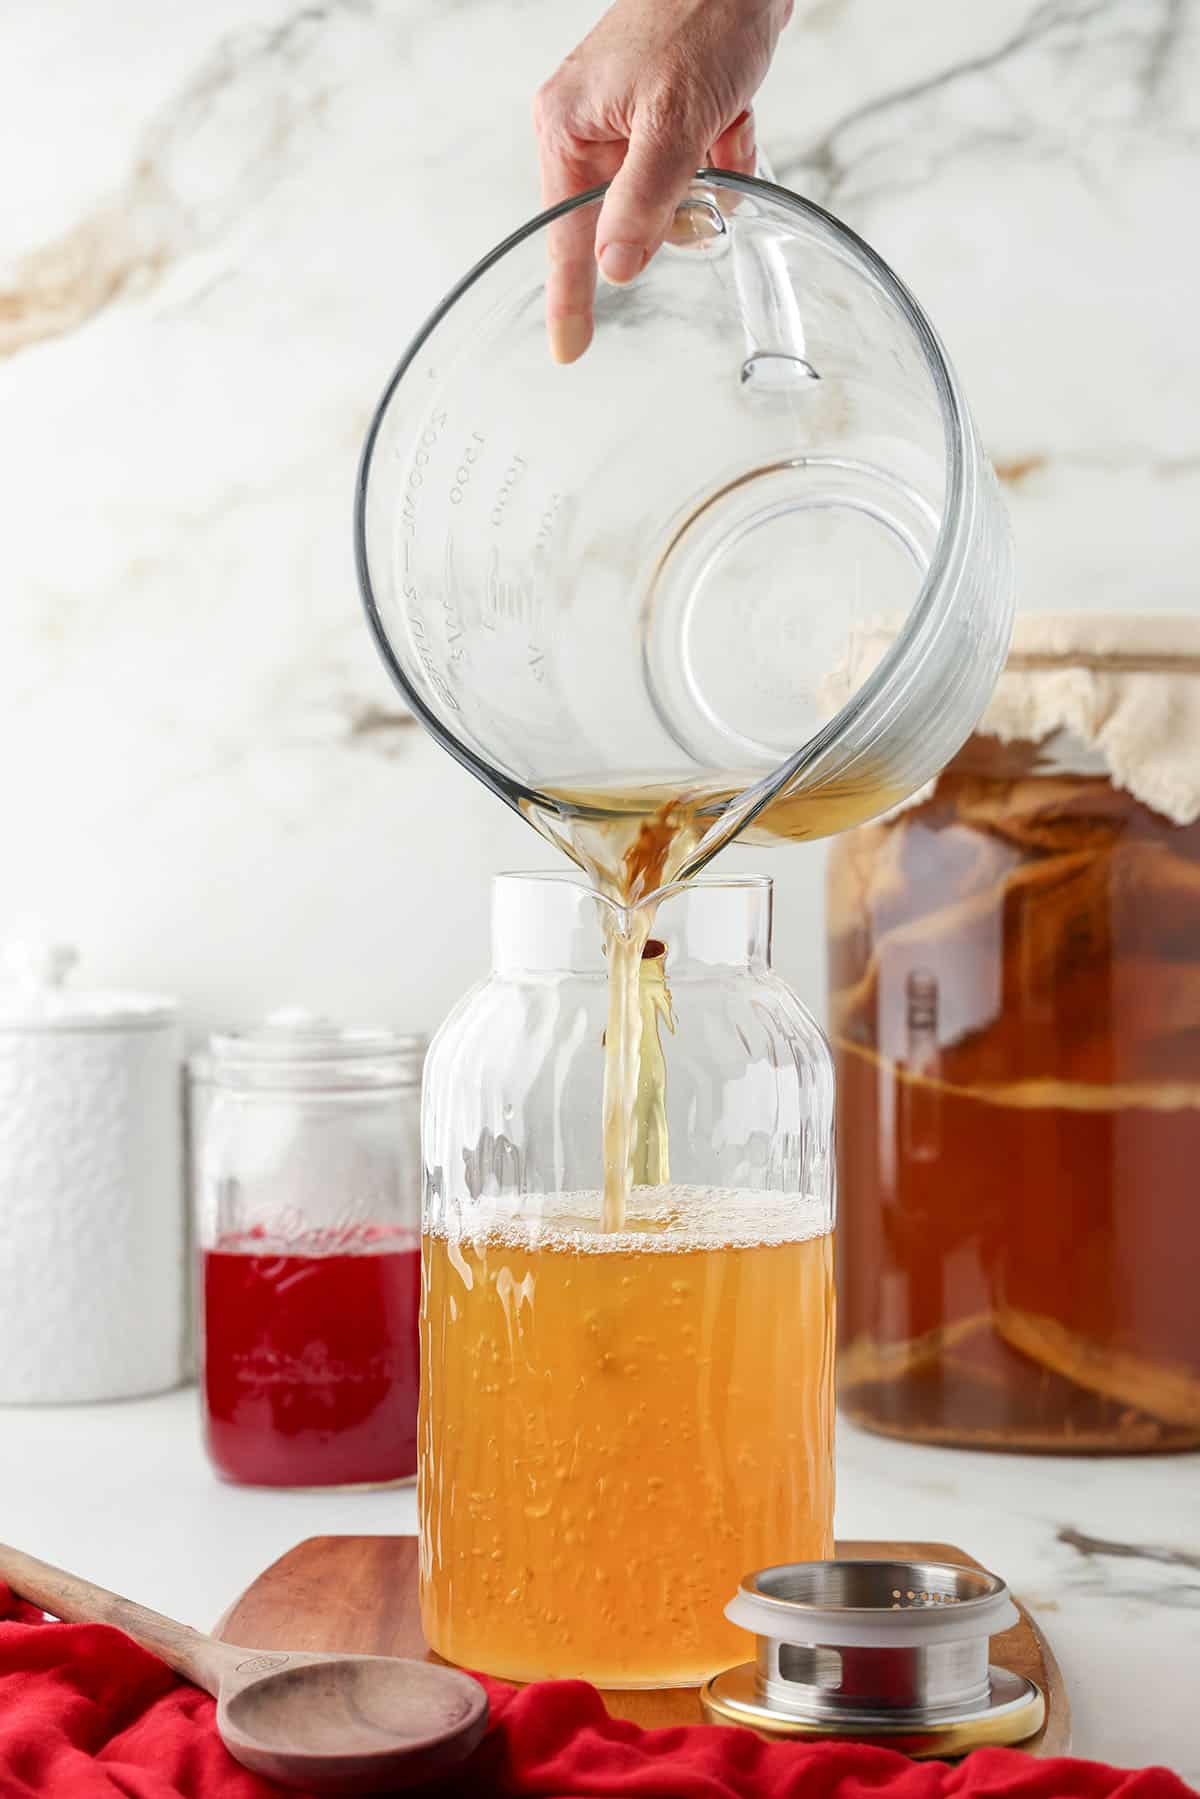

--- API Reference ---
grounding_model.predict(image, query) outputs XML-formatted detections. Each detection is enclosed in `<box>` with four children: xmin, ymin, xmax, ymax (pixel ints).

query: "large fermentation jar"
<box><xmin>829</xmin><ymin>617</ymin><xmax>1200</xmax><ymax>1452</ymax></box>
<box><xmin>419</xmin><ymin>873</ymin><xmax>835</xmax><ymax>1686</ymax></box>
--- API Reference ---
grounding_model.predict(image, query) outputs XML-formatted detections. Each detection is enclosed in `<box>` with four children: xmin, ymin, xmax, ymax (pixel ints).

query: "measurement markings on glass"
<box><xmin>491</xmin><ymin>454</ymin><xmax>528</xmax><ymax>527</ymax></box>
<box><xmin>401</xmin><ymin>409</ymin><xmax>448</xmax><ymax>535</ymax></box>
<box><xmin>534</xmin><ymin>492</ymin><xmax>563</xmax><ymax>555</ymax></box>
<box><xmin>448</xmin><ymin>433</ymin><xmax>486</xmax><ymax>505</ymax></box>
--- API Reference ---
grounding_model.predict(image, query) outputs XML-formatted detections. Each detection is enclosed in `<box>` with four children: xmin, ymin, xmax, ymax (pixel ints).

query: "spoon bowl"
<box><xmin>218</xmin><ymin>1651</ymin><xmax>489</xmax><ymax>1791</ymax></box>
<box><xmin>0</xmin><ymin>1543</ymin><xmax>488</xmax><ymax>1794</ymax></box>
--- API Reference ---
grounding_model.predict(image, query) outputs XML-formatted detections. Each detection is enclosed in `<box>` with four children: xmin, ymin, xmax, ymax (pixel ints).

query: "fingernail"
<box><xmin>598</xmin><ymin>243</ymin><xmax>646</xmax><ymax>286</ymax></box>
<box><xmin>549</xmin><ymin>312</ymin><xmax>593</xmax><ymax>365</ymax></box>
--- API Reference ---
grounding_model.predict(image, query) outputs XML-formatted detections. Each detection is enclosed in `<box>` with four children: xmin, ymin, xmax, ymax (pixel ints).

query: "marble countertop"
<box><xmin>4</xmin><ymin>1388</ymin><xmax>1195</xmax><ymax>1784</ymax></box>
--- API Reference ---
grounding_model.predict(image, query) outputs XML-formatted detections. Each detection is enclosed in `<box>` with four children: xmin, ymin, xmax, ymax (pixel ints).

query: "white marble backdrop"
<box><xmin>1</xmin><ymin>0</ymin><xmax>1196</xmax><ymax>1040</ymax></box>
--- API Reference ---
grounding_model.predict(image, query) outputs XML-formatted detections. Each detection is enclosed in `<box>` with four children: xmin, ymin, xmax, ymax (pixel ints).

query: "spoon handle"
<box><xmin>0</xmin><ymin>1541</ymin><xmax>236</xmax><ymax>1697</ymax></box>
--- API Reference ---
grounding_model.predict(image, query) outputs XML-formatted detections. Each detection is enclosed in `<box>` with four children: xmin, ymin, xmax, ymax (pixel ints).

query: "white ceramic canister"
<box><xmin>0</xmin><ymin>940</ymin><xmax>185</xmax><ymax>1402</ymax></box>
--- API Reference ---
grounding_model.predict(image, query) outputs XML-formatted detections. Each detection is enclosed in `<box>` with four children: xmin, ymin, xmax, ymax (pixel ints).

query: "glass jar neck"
<box><xmin>491</xmin><ymin>873</ymin><xmax>773</xmax><ymax>975</ymax></box>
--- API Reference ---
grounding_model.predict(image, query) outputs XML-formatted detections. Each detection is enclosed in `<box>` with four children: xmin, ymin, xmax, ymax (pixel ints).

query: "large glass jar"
<box><xmin>829</xmin><ymin>636</ymin><xmax>1200</xmax><ymax>1452</ymax></box>
<box><xmin>193</xmin><ymin>1011</ymin><xmax>425</xmax><ymax>1488</ymax></box>
<box><xmin>420</xmin><ymin>873</ymin><xmax>835</xmax><ymax>1687</ymax></box>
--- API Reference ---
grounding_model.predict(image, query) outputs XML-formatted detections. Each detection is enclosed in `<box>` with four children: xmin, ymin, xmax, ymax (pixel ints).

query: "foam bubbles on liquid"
<box><xmin>428</xmin><ymin>1183</ymin><xmax>830</xmax><ymax>1253</ymax></box>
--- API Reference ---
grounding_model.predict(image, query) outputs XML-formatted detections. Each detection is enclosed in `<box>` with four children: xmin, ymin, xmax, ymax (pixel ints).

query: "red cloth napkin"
<box><xmin>1</xmin><ymin>1583</ymin><xmax>1192</xmax><ymax>1799</ymax></box>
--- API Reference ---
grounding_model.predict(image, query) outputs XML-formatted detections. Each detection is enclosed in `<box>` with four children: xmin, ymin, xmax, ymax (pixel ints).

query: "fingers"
<box><xmin>594</xmin><ymin>103</ymin><xmax>711</xmax><ymax>287</ymax></box>
<box><xmin>535</xmin><ymin>94</ymin><xmax>625</xmax><ymax>363</ymax></box>
<box><xmin>708</xmin><ymin>108</ymin><xmax>757</xmax><ymax>177</ymax></box>
<box><xmin>546</xmin><ymin>99</ymin><xmax>755</xmax><ymax>360</ymax></box>
<box><xmin>542</xmin><ymin>177</ymin><xmax>600</xmax><ymax>366</ymax></box>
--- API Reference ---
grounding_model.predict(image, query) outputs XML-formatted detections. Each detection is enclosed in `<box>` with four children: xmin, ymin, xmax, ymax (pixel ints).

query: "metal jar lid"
<box><xmin>702</xmin><ymin>1559</ymin><xmax>1044</xmax><ymax>1757</ymax></box>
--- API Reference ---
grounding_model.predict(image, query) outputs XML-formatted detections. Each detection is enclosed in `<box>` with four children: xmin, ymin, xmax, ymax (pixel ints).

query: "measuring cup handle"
<box><xmin>729</xmin><ymin>156</ymin><xmax>820</xmax><ymax>387</ymax></box>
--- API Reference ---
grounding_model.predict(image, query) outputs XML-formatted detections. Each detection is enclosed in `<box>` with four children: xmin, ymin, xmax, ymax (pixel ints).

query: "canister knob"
<box><xmin>3</xmin><ymin>934</ymin><xmax>78</xmax><ymax>997</ymax></box>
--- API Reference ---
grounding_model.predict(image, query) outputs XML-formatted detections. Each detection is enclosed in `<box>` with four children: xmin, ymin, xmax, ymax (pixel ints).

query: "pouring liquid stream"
<box><xmin>523</xmin><ymin>765</ymin><xmax>902</xmax><ymax>1230</ymax></box>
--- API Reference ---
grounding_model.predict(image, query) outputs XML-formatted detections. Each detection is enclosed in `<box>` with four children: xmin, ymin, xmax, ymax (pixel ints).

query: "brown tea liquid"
<box><xmin>828</xmin><ymin>739</ymin><xmax>1200</xmax><ymax>1450</ymax></box>
<box><xmin>524</xmin><ymin>764</ymin><xmax>901</xmax><ymax>1227</ymax></box>
<box><xmin>527</xmin><ymin>781</ymin><xmax>713</xmax><ymax>1230</ymax></box>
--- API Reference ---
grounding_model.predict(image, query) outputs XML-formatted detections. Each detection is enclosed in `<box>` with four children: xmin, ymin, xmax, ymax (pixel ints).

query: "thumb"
<box><xmin>594</xmin><ymin>112</ymin><xmax>708</xmax><ymax>285</ymax></box>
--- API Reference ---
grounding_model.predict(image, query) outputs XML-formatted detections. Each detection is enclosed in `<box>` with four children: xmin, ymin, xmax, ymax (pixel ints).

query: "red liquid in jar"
<box><xmin>202</xmin><ymin>1226</ymin><xmax>420</xmax><ymax>1487</ymax></box>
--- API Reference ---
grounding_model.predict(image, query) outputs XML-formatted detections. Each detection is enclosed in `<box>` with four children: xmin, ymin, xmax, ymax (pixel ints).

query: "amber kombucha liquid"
<box><xmin>418</xmin><ymin>1187</ymin><xmax>834</xmax><ymax>1686</ymax></box>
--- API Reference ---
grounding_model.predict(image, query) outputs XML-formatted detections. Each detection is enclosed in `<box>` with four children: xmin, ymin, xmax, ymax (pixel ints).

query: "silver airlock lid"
<box><xmin>702</xmin><ymin>1558</ymin><xmax>1045</xmax><ymax>1757</ymax></box>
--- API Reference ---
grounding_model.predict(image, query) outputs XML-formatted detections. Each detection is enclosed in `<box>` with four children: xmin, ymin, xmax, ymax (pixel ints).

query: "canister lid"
<box><xmin>200</xmin><ymin>1007</ymin><xmax>426</xmax><ymax>1090</ymax></box>
<box><xmin>0</xmin><ymin>935</ymin><xmax>177</xmax><ymax>1032</ymax></box>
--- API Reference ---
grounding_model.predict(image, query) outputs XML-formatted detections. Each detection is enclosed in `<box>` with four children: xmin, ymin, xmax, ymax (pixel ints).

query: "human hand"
<box><xmin>534</xmin><ymin>0</ymin><xmax>793</xmax><ymax>363</ymax></box>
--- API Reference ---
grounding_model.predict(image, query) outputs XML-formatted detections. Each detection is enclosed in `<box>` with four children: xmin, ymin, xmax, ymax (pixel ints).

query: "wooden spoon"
<box><xmin>0</xmin><ymin>1542</ymin><xmax>488</xmax><ymax>1794</ymax></box>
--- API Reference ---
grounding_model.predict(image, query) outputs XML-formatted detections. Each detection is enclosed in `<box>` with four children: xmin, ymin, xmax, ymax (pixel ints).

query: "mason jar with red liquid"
<box><xmin>193</xmin><ymin>1011</ymin><xmax>424</xmax><ymax>1488</ymax></box>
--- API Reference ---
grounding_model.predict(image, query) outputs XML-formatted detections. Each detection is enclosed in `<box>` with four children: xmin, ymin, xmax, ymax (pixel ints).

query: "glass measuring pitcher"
<box><xmin>356</xmin><ymin>173</ymin><xmax>1014</xmax><ymax>899</ymax></box>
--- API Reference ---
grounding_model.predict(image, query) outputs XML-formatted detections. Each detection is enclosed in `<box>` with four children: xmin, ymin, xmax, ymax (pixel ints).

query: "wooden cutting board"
<box><xmin>218</xmin><ymin>1536</ymin><xmax>1070</xmax><ymax>1757</ymax></box>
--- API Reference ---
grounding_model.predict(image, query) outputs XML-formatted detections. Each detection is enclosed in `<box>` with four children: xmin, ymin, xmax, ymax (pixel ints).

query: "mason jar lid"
<box><xmin>200</xmin><ymin>1007</ymin><xmax>426</xmax><ymax>1091</ymax></box>
<box><xmin>0</xmin><ymin>936</ymin><xmax>176</xmax><ymax>1033</ymax></box>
